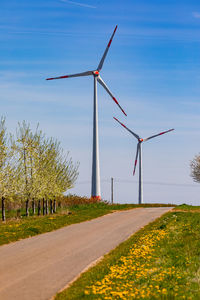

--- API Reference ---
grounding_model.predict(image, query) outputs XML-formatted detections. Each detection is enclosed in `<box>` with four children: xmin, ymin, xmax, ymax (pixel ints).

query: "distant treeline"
<box><xmin>0</xmin><ymin>117</ymin><xmax>79</xmax><ymax>221</ymax></box>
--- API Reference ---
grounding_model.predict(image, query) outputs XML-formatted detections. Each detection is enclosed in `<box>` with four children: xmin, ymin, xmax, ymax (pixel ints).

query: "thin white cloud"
<box><xmin>193</xmin><ymin>12</ymin><xmax>200</xmax><ymax>19</ymax></box>
<box><xmin>60</xmin><ymin>0</ymin><xmax>96</xmax><ymax>9</ymax></box>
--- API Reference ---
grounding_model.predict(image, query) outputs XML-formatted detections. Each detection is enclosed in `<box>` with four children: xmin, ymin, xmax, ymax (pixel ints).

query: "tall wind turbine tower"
<box><xmin>114</xmin><ymin>117</ymin><xmax>174</xmax><ymax>204</ymax></box>
<box><xmin>46</xmin><ymin>26</ymin><xmax>126</xmax><ymax>200</ymax></box>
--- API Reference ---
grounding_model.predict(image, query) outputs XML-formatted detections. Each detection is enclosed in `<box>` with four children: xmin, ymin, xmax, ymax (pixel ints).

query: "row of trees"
<box><xmin>0</xmin><ymin>117</ymin><xmax>79</xmax><ymax>221</ymax></box>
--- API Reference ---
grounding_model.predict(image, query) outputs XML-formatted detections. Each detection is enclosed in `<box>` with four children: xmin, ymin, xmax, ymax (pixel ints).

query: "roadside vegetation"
<box><xmin>0</xmin><ymin>199</ymin><xmax>173</xmax><ymax>246</ymax></box>
<box><xmin>174</xmin><ymin>203</ymin><xmax>200</xmax><ymax>211</ymax></box>
<box><xmin>55</xmin><ymin>206</ymin><xmax>200</xmax><ymax>300</ymax></box>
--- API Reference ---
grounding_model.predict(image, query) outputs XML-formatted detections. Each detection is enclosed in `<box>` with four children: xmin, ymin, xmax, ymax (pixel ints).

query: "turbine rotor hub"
<box><xmin>139</xmin><ymin>138</ymin><xmax>143</xmax><ymax>142</ymax></box>
<box><xmin>93</xmin><ymin>70</ymin><xmax>100</xmax><ymax>77</ymax></box>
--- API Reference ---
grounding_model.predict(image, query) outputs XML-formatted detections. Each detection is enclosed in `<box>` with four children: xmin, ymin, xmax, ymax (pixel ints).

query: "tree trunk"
<box><xmin>53</xmin><ymin>198</ymin><xmax>56</xmax><ymax>213</ymax></box>
<box><xmin>46</xmin><ymin>199</ymin><xmax>49</xmax><ymax>215</ymax></box>
<box><xmin>25</xmin><ymin>199</ymin><xmax>29</xmax><ymax>217</ymax></box>
<box><xmin>32</xmin><ymin>199</ymin><xmax>35</xmax><ymax>215</ymax></box>
<box><xmin>16</xmin><ymin>209</ymin><xmax>21</xmax><ymax>218</ymax></box>
<box><xmin>42</xmin><ymin>198</ymin><xmax>45</xmax><ymax>215</ymax></box>
<box><xmin>2</xmin><ymin>197</ymin><xmax>5</xmax><ymax>221</ymax></box>
<box><xmin>38</xmin><ymin>200</ymin><xmax>41</xmax><ymax>216</ymax></box>
<box><xmin>50</xmin><ymin>200</ymin><xmax>53</xmax><ymax>214</ymax></box>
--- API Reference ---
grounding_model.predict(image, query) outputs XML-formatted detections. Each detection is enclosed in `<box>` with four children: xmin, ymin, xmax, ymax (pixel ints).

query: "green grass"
<box><xmin>55</xmin><ymin>207</ymin><xmax>200</xmax><ymax>300</ymax></box>
<box><xmin>0</xmin><ymin>203</ymin><xmax>109</xmax><ymax>245</ymax></box>
<box><xmin>0</xmin><ymin>202</ymin><xmax>173</xmax><ymax>246</ymax></box>
<box><xmin>174</xmin><ymin>204</ymin><xmax>200</xmax><ymax>211</ymax></box>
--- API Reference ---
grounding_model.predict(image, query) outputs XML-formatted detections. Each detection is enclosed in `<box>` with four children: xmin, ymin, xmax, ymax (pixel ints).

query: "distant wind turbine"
<box><xmin>46</xmin><ymin>26</ymin><xmax>126</xmax><ymax>200</ymax></box>
<box><xmin>113</xmin><ymin>117</ymin><xmax>174</xmax><ymax>204</ymax></box>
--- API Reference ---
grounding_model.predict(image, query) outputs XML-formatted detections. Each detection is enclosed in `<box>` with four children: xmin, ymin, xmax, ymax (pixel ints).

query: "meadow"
<box><xmin>55</xmin><ymin>205</ymin><xmax>200</xmax><ymax>300</ymax></box>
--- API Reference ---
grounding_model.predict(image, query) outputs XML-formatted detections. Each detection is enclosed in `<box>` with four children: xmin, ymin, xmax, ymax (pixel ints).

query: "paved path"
<box><xmin>0</xmin><ymin>207</ymin><xmax>173</xmax><ymax>300</ymax></box>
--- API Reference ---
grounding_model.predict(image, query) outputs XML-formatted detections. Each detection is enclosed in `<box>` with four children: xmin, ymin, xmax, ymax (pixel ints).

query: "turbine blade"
<box><xmin>133</xmin><ymin>143</ymin><xmax>140</xmax><ymax>176</ymax></box>
<box><xmin>46</xmin><ymin>70</ymin><xmax>93</xmax><ymax>80</ymax></box>
<box><xmin>113</xmin><ymin>117</ymin><xmax>140</xmax><ymax>140</ymax></box>
<box><xmin>97</xmin><ymin>25</ymin><xmax>118</xmax><ymax>71</ymax></box>
<box><xmin>143</xmin><ymin>128</ymin><xmax>174</xmax><ymax>142</ymax></box>
<box><xmin>97</xmin><ymin>76</ymin><xmax>127</xmax><ymax>116</ymax></box>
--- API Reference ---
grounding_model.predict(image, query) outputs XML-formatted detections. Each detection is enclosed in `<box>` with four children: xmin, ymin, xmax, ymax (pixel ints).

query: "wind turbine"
<box><xmin>113</xmin><ymin>117</ymin><xmax>174</xmax><ymax>204</ymax></box>
<box><xmin>46</xmin><ymin>26</ymin><xmax>126</xmax><ymax>201</ymax></box>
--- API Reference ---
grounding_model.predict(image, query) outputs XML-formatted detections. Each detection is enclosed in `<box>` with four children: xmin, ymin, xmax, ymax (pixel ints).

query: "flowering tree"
<box><xmin>37</xmin><ymin>138</ymin><xmax>79</xmax><ymax>214</ymax></box>
<box><xmin>0</xmin><ymin>117</ymin><xmax>18</xmax><ymax>221</ymax></box>
<box><xmin>12</xmin><ymin>121</ymin><xmax>38</xmax><ymax>216</ymax></box>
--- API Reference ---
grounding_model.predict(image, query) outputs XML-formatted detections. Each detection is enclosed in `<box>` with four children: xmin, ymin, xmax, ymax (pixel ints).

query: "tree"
<box><xmin>12</xmin><ymin>121</ymin><xmax>41</xmax><ymax>216</ymax></box>
<box><xmin>190</xmin><ymin>154</ymin><xmax>200</xmax><ymax>183</ymax></box>
<box><xmin>0</xmin><ymin>117</ymin><xmax>17</xmax><ymax>221</ymax></box>
<box><xmin>36</xmin><ymin>137</ymin><xmax>79</xmax><ymax>213</ymax></box>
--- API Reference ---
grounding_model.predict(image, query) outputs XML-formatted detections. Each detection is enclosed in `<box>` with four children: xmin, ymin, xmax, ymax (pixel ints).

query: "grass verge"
<box><xmin>55</xmin><ymin>208</ymin><xmax>200</xmax><ymax>299</ymax></box>
<box><xmin>0</xmin><ymin>202</ymin><xmax>173</xmax><ymax>246</ymax></box>
<box><xmin>173</xmin><ymin>203</ymin><xmax>200</xmax><ymax>211</ymax></box>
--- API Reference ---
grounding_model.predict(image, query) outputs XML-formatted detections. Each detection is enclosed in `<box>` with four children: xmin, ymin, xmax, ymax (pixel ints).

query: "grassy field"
<box><xmin>0</xmin><ymin>202</ymin><xmax>173</xmax><ymax>246</ymax></box>
<box><xmin>55</xmin><ymin>206</ymin><xmax>200</xmax><ymax>300</ymax></box>
<box><xmin>174</xmin><ymin>204</ymin><xmax>200</xmax><ymax>211</ymax></box>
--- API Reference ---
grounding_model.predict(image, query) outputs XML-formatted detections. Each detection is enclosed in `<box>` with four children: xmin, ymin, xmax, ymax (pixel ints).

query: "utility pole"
<box><xmin>111</xmin><ymin>177</ymin><xmax>114</xmax><ymax>204</ymax></box>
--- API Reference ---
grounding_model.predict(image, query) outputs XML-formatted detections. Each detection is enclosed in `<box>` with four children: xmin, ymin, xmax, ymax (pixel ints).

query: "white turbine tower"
<box><xmin>113</xmin><ymin>117</ymin><xmax>174</xmax><ymax>204</ymax></box>
<box><xmin>46</xmin><ymin>26</ymin><xmax>127</xmax><ymax>201</ymax></box>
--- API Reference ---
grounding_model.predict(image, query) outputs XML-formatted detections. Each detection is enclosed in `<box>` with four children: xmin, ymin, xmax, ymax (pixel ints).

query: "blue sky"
<box><xmin>1</xmin><ymin>0</ymin><xmax>200</xmax><ymax>205</ymax></box>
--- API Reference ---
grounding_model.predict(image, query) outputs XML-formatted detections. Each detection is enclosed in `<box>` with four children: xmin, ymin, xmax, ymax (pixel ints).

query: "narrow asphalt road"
<box><xmin>0</xmin><ymin>207</ymin><xmax>173</xmax><ymax>300</ymax></box>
